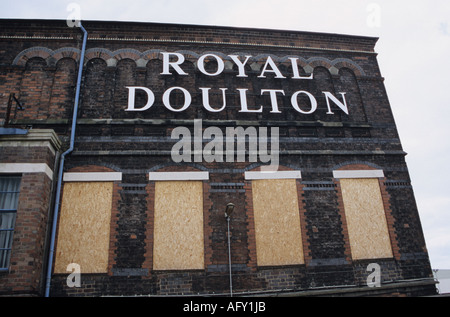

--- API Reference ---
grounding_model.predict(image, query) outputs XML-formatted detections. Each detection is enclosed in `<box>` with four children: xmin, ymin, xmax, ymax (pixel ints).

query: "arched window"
<box><xmin>80</xmin><ymin>58</ymin><xmax>108</xmax><ymax>118</ymax></box>
<box><xmin>49</xmin><ymin>58</ymin><xmax>77</xmax><ymax>119</ymax></box>
<box><xmin>18</xmin><ymin>57</ymin><xmax>49</xmax><ymax>120</ymax></box>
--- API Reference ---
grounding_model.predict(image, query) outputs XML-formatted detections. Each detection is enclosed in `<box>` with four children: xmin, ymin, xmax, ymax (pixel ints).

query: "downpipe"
<box><xmin>44</xmin><ymin>22</ymin><xmax>87</xmax><ymax>297</ymax></box>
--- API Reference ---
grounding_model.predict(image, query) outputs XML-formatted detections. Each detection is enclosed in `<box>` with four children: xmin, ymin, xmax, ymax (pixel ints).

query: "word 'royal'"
<box><xmin>125</xmin><ymin>52</ymin><xmax>350</xmax><ymax>115</ymax></box>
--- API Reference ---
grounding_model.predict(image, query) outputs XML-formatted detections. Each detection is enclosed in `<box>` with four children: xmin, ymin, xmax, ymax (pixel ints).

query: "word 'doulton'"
<box><xmin>125</xmin><ymin>52</ymin><xmax>350</xmax><ymax>115</ymax></box>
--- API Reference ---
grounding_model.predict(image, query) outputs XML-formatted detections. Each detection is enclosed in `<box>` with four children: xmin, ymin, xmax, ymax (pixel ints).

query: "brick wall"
<box><xmin>0</xmin><ymin>130</ymin><xmax>61</xmax><ymax>296</ymax></box>
<box><xmin>0</xmin><ymin>19</ymin><xmax>436</xmax><ymax>296</ymax></box>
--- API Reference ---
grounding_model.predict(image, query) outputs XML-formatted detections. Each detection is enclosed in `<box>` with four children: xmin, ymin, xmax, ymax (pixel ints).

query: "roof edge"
<box><xmin>0</xmin><ymin>18</ymin><xmax>379</xmax><ymax>42</ymax></box>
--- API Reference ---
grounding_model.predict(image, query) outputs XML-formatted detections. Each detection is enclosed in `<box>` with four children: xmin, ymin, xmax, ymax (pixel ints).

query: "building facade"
<box><xmin>0</xmin><ymin>19</ymin><xmax>436</xmax><ymax>296</ymax></box>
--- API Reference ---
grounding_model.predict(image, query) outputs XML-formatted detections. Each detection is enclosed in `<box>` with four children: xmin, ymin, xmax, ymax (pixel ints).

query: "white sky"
<box><xmin>2</xmin><ymin>0</ymin><xmax>450</xmax><ymax>270</ymax></box>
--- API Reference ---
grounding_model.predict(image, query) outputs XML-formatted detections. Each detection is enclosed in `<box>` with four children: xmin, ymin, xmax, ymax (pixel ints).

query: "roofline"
<box><xmin>0</xmin><ymin>18</ymin><xmax>379</xmax><ymax>43</ymax></box>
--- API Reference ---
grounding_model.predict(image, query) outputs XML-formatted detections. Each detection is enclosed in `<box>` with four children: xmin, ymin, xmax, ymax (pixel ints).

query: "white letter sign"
<box><xmin>198</xmin><ymin>54</ymin><xmax>225</xmax><ymax>76</ymax></box>
<box><xmin>161</xmin><ymin>52</ymin><xmax>188</xmax><ymax>75</ymax></box>
<box><xmin>125</xmin><ymin>86</ymin><xmax>155</xmax><ymax>111</ymax></box>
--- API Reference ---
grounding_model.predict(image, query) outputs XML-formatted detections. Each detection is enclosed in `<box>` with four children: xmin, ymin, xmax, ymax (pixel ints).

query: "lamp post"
<box><xmin>225</xmin><ymin>203</ymin><xmax>235</xmax><ymax>297</ymax></box>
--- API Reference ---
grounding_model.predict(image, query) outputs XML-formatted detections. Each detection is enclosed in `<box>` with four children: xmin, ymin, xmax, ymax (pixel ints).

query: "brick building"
<box><xmin>0</xmin><ymin>19</ymin><xmax>436</xmax><ymax>296</ymax></box>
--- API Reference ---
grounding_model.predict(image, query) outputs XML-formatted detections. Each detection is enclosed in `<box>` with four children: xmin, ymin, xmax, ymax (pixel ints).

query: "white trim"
<box><xmin>149</xmin><ymin>171</ymin><xmax>209</xmax><ymax>181</ymax></box>
<box><xmin>63</xmin><ymin>172</ymin><xmax>122</xmax><ymax>182</ymax></box>
<box><xmin>0</xmin><ymin>163</ymin><xmax>53</xmax><ymax>180</ymax></box>
<box><xmin>244</xmin><ymin>170</ymin><xmax>301</xmax><ymax>180</ymax></box>
<box><xmin>333</xmin><ymin>169</ymin><xmax>384</xmax><ymax>179</ymax></box>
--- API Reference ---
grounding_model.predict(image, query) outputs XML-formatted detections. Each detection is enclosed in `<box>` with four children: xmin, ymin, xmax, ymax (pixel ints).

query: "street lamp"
<box><xmin>225</xmin><ymin>203</ymin><xmax>235</xmax><ymax>297</ymax></box>
<box><xmin>225</xmin><ymin>202</ymin><xmax>235</xmax><ymax>218</ymax></box>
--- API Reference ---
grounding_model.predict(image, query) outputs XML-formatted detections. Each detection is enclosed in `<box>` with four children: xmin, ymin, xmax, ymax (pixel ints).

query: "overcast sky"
<box><xmin>2</xmin><ymin>0</ymin><xmax>450</xmax><ymax>270</ymax></box>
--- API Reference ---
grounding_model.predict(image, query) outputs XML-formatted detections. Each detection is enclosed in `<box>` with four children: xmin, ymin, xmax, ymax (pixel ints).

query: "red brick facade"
<box><xmin>0</xmin><ymin>130</ymin><xmax>61</xmax><ymax>295</ymax></box>
<box><xmin>0</xmin><ymin>19</ymin><xmax>436</xmax><ymax>296</ymax></box>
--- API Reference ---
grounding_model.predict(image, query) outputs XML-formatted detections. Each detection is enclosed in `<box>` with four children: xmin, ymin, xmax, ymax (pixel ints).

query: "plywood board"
<box><xmin>153</xmin><ymin>181</ymin><xmax>204</xmax><ymax>270</ymax></box>
<box><xmin>251</xmin><ymin>179</ymin><xmax>304</xmax><ymax>266</ymax></box>
<box><xmin>54</xmin><ymin>182</ymin><xmax>113</xmax><ymax>273</ymax></box>
<box><xmin>340</xmin><ymin>178</ymin><xmax>393</xmax><ymax>260</ymax></box>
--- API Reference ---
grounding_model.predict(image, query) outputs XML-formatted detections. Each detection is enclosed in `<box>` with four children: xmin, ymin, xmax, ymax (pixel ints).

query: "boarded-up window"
<box><xmin>251</xmin><ymin>179</ymin><xmax>304</xmax><ymax>266</ymax></box>
<box><xmin>340</xmin><ymin>178</ymin><xmax>393</xmax><ymax>260</ymax></box>
<box><xmin>153</xmin><ymin>181</ymin><xmax>204</xmax><ymax>270</ymax></box>
<box><xmin>55</xmin><ymin>182</ymin><xmax>113</xmax><ymax>273</ymax></box>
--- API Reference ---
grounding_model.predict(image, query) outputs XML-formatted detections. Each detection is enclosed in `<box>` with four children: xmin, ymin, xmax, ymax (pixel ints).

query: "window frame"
<box><xmin>245</xmin><ymin>170</ymin><xmax>304</xmax><ymax>267</ymax></box>
<box><xmin>333</xmin><ymin>169</ymin><xmax>394</xmax><ymax>260</ymax></box>
<box><xmin>54</xmin><ymin>172</ymin><xmax>122</xmax><ymax>274</ymax></box>
<box><xmin>0</xmin><ymin>175</ymin><xmax>22</xmax><ymax>272</ymax></box>
<box><xmin>149</xmin><ymin>171</ymin><xmax>209</xmax><ymax>271</ymax></box>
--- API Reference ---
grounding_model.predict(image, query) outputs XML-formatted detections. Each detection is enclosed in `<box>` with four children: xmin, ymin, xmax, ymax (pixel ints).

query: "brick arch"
<box><xmin>279</xmin><ymin>55</ymin><xmax>309</xmax><ymax>68</ymax></box>
<box><xmin>338</xmin><ymin>65</ymin><xmax>356</xmax><ymax>74</ymax></box>
<box><xmin>200</xmin><ymin>51</ymin><xmax>229</xmax><ymax>60</ymax></box>
<box><xmin>115</xmin><ymin>57</ymin><xmax>137</xmax><ymax>67</ymax></box>
<box><xmin>112</xmin><ymin>48</ymin><xmax>141</xmax><ymax>65</ymax></box>
<box><xmin>245</xmin><ymin>164</ymin><xmax>297</xmax><ymax>172</ymax></box>
<box><xmin>141</xmin><ymin>49</ymin><xmax>163</xmax><ymax>62</ymax></box>
<box><xmin>23</xmin><ymin>56</ymin><xmax>47</xmax><ymax>68</ymax></box>
<box><xmin>332</xmin><ymin>59</ymin><xmax>365</xmax><ymax>77</ymax></box>
<box><xmin>248</xmin><ymin>53</ymin><xmax>291</xmax><ymax>74</ymax></box>
<box><xmin>312</xmin><ymin>64</ymin><xmax>333</xmax><ymax>77</ymax></box>
<box><xmin>84</xmin><ymin>47</ymin><xmax>114</xmax><ymax>65</ymax></box>
<box><xmin>302</xmin><ymin>57</ymin><xmax>366</xmax><ymax>77</ymax></box>
<box><xmin>333</xmin><ymin>161</ymin><xmax>382</xmax><ymax>171</ymax></box>
<box><xmin>50</xmin><ymin>47</ymin><xmax>81</xmax><ymax>65</ymax></box>
<box><xmin>65</xmin><ymin>165</ymin><xmax>118</xmax><ymax>173</ymax></box>
<box><xmin>241</xmin><ymin>55</ymin><xmax>366</xmax><ymax>78</ymax></box>
<box><xmin>307</xmin><ymin>57</ymin><xmax>333</xmax><ymax>70</ymax></box>
<box><xmin>177</xmin><ymin>50</ymin><xmax>200</xmax><ymax>61</ymax></box>
<box><xmin>12</xmin><ymin>47</ymin><xmax>367</xmax><ymax>78</ymax></box>
<box><xmin>229</xmin><ymin>52</ymin><xmax>257</xmax><ymax>61</ymax></box>
<box><xmin>149</xmin><ymin>163</ymin><xmax>209</xmax><ymax>173</ymax></box>
<box><xmin>54</xmin><ymin>56</ymin><xmax>77</xmax><ymax>68</ymax></box>
<box><xmin>13</xmin><ymin>46</ymin><xmax>54</xmax><ymax>66</ymax></box>
<box><xmin>140</xmin><ymin>49</ymin><xmax>202</xmax><ymax>66</ymax></box>
<box><xmin>253</xmin><ymin>53</ymin><xmax>281</xmax><ymax>63</ymax></box>
<box><xmin>84</xmin><ymin>56</ymin><xmax>108</xmax><ymax>67</ymax></box>
<box><xmin>13</xmin><ymin>47</ymin><xmax>81</xmax><ymax>67</ymax></box>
